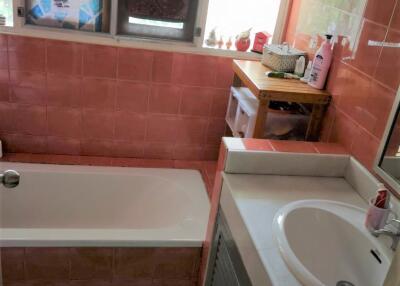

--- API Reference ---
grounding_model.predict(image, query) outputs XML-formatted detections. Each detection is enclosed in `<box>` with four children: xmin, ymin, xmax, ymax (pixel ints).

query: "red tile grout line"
<box><xmin>334</xmin><ymin>107</ymin><xmax>382</xmax><ymax>146</ymax></box>
<box><xmin>337</xmin><ymin>50</ymin><xmax>397</xmax><ymax>94</ymax></box>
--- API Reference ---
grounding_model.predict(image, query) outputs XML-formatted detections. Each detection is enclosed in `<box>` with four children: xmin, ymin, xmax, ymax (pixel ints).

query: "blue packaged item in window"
<box><xmin>26</xmin><ymin>0</ymin><xmax>109</xmax><ymax>32</ymax></box>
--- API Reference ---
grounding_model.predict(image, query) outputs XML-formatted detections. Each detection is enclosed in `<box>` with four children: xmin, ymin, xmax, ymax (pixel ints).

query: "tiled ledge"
<box><xmin>199</xmin><ymin>138</ymin><xmax>349</xmax><ymax>285</ymax></box>
<box><xmin>0</xmin><ymin>153</ymin><xmax>217</xmax><ymax>199</ymax></box>
<box><xmin>225</xmin><ymin>138</ymin><xmax>348</xmax><ymax>155</ymax></box>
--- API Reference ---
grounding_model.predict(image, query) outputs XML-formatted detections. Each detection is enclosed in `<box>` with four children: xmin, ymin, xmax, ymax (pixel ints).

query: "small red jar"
<box><xmin>235</xmin><ymin>38</ymin><xmax>251</xmax><ymax>52</ymax></box>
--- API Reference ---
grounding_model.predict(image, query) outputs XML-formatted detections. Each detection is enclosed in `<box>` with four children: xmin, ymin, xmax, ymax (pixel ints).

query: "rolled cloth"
<box><xmin>126</xmin><ymin>0</ymin><xmax>190</xmax><ymax>22</ymax></box>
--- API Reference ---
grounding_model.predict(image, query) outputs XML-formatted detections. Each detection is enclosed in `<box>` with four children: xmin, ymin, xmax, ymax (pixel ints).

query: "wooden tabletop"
<box><xmin>233</xmin><ymin>60</ymin><xmax>331</xmax><ymax>104</ymax></box>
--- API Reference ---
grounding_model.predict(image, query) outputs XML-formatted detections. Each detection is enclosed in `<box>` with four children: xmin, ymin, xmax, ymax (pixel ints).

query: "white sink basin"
<box><xmin>273</xmin><ymin>200</ymin><xmax>392</xmax><ymax>286</ymax></box>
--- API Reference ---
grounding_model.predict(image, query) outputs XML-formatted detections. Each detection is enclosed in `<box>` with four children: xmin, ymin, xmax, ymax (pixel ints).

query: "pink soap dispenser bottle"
<box><xmin>308</xmin><ymin>34</ymin><xmax>333</xmax><ymax>89</ymax></box>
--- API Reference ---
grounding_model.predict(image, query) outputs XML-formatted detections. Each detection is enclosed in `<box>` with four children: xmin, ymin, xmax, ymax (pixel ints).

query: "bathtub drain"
<box><xmin>336</xmin><ymin>281</ymin><xmax>355</xmax><ymax>286</ymax></box>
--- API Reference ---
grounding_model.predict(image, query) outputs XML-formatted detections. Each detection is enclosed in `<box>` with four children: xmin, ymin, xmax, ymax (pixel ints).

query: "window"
<box><xmin>1</xmin><ymin>0</ymin><xmax>288</xmax><ymax>54</ymax></box>
<box><xmin>204</xmin><ymin>0</ymin><xmax>282</xmax><ymax>47</ymax></box>
<box><xmin>25</xmin><ymin>0</ymin><xmax>110</xmax><ymax>33</ymax></box>
<box><xmin>0</xmin><ymin>0</ymin><xmax>13</xmax><ymax>26</ymax></box>
<box><xmin>117</xmin><ymin>0</ymin><xmax>199</xmax><ymax>42</ymax></box>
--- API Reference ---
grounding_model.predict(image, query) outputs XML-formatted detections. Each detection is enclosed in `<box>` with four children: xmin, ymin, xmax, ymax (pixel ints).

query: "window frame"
<box><xmin>1</xmin><ymin>0</ymin><xmax>291</xmax><ymax>59</ymax></box>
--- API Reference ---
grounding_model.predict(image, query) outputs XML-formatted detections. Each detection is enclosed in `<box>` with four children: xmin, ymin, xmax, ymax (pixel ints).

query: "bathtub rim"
<box><xmin>0</xmin><ymin>162</ymin><xmax>210</xmax><ymax>248</ymax></box>
<box><xmin>0</xmin><ymin>227</ymin><xmax>205</xmax><ymax>247</ymax></box>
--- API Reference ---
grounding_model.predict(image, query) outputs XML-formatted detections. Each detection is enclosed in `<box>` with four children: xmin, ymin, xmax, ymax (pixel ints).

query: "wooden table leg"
<box><xmin>232</xmin><ymin>73</ymin><xmax>242</xmax><ymax>87</ymax></box>
<box><xmin>253</xmin><ymin>99</ymin><xmax>269</xmax><ymax>138</ymax></box>
<box><xmin>306</xmin><ymin>104</ymin><xmax>326</xmax><ymax>141</ymax></box>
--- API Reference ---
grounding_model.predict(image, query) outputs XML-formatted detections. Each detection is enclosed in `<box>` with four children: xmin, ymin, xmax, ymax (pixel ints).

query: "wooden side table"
<box><xmin>232</xmin><ymin>60</ymin><xmax>331</xmax><ymax>141</ymax></box>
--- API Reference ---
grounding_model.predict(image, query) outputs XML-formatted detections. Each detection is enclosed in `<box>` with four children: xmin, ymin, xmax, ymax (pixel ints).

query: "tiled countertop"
<box><xmin>220</xmin><ymin>173</ymin><xmax>374</xmax><ymax>286</ymax></box>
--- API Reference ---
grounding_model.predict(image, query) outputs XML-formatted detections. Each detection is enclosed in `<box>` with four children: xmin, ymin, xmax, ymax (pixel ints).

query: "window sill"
<box><xmin>0</xmin><ymin>25</ymin><xmax>262</xmax><ymax>60</ymax></box>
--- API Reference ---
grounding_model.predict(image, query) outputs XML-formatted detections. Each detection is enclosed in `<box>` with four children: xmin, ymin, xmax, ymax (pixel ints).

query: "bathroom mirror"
<box><xmin>374</xmin><ymin>87</ymin><xmax>400</xmax><ymax>195</ymax></box>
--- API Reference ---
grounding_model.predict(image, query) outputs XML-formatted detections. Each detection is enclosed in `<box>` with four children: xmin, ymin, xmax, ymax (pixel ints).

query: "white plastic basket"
<box><xmin>226</xmin><ymin>87</ymin><xmax>310</xmax><ymax>139</ymax></box>
<box><xmin>262</xmin><ymin>44</ymin><xmax>307</xmax><ymax>72</ymax></box>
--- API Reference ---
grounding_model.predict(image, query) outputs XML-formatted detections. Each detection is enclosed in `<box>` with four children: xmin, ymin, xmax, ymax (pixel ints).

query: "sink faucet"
<box><xmin>0</xmin><ymin>170</ymin><xmax>20</xmax><ymax>188</ymax></box>
<box><xmin>372</xmin><ymin>219</ymin><xmax>400</xmax><ymax>251</ymax></box>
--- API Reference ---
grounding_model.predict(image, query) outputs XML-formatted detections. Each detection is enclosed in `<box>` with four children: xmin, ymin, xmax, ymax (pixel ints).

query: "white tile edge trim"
<box><xmin>220</xmin><ymin>182</ymin><xmax>274</xmax><ymax>286</ymax></box>
<box><xmin>225</xmin><ymin>150</ymin><xmax>350</xmax><ymax>177</ymax></box>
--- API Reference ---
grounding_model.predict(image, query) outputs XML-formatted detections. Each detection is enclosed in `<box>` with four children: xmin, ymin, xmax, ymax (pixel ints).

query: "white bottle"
<box><xmin>294</xmin><ymin>56</ymin><xmax>306</xmax><ymax>77</ymax></box>
<box><xmin>308</xmin><ymin>34</ymin><xmax>333</xmax><ymax>89</ymax></box>
<box><xmin>301</xmin><ymin>60</ymin><xmax>313</xmax><ymax>83</ymax></box>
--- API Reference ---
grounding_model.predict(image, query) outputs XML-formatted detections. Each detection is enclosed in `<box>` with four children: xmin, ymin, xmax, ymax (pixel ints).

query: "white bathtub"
<box><xmin>0</xmin><ymin>162</ymin><xmax>210</xmax><ymax>247</ymax></box>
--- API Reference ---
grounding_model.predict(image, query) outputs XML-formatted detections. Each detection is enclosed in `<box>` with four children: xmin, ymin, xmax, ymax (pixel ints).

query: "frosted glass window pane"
<box><xmin>204</xmin><ymin>0</ymin><xmax>281</xmax><ymax>42</ymax></box>
<box><xmin>0</xmin><ymin>0</ymin><xmax>13</xmax><ymax>26</ymax></box>
<box><xmin>117</xmin><ymin>0</ymin><xmax>198</xmax><ymax>42</ymax></box>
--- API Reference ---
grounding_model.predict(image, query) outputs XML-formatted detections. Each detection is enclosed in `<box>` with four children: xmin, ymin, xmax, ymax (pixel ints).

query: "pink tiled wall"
<box><xmin>1</xmin><ymin>247</ymin><xmax>201</xmax><ymax>285</ymax></box>
<box><xmin>0</xmin><ymin>35</ymin><xmax>233</xmax><ymax>161</ymax></box>
<box><xmin>285</xmin><ymin>0</ymin><xmax>400</xmax><ymax>170</ymax></box>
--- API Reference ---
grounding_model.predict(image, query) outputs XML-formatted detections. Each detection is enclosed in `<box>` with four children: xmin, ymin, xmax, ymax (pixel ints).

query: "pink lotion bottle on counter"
<box><xmin>308</xmin><ymin>34</ymin><xmax>333</xmax><ymax>89</ymax></box>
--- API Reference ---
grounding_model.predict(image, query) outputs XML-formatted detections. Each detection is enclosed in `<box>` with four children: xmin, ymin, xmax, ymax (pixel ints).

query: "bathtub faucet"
<box><xmin>0</xmin><ymin>170</ymin><xmax>20</xmax><ymax>188</ymax></box>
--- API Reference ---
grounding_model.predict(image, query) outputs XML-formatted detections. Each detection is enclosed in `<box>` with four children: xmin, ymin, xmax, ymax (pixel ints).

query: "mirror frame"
<box><xmin>374</xmin><ymin>87</ymin><xmax>400</xmax><ymax>194</ymax></box>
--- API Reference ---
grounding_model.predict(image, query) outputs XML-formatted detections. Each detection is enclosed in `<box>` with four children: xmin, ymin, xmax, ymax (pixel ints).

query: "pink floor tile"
<box><xmin>269</xmin><ymin>140</ymin><xmax>318</xmax><ymax>153</ymax></box>
<box><xmin>312</xmin><ymin>142</ymin><xmax>348</xmax><ymax>155</ymax></box>
<box><xmin>241</xmin><ymin>138</ymin><xmax>274</xmax><ymax>151</ymax></box>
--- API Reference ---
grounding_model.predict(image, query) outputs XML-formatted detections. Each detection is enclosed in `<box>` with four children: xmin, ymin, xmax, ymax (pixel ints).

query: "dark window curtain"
<box><xmin>126</xmin><ymin>0</ymin><xmax>190</xmax><ymax>22</ymax></box>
